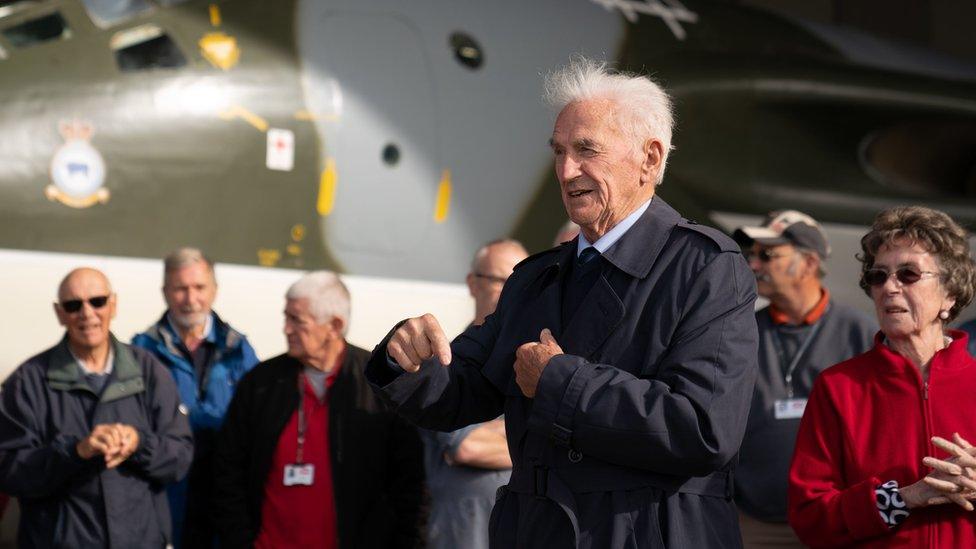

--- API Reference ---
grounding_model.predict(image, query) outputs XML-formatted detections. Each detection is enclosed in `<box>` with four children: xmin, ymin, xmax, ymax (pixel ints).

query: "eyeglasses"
<box><xmin>472</xmin><ymin>273</ymin><xmax>508</xmax><ymax>285</ymax></box>
<box><xmin>862</xmin><ymin>268</ymin><xmax>940</xmax><ymax>287</ymax></box>
<box><xmin>59</xmin><ymin>295</ymin><xmax>110</xmax><ymax>313</ymax></box>
<box><xmin>744</xmin><ymin>249</ymin><xmax>793</xmax><ymax>263</ymax></box>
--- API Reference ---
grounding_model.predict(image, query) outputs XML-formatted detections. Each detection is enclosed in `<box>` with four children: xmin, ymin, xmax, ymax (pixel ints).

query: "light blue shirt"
<box><xmin>577</xmin><ymin>198</ymin><xmax>652</xmax><ymax>257</ymax></box>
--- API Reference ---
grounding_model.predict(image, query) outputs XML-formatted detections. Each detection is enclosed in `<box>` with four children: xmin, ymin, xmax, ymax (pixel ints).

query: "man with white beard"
<box><xmin>133</xmin><ymin>247</ymin><xmax>259</xmax><ymax>548</ymax></box>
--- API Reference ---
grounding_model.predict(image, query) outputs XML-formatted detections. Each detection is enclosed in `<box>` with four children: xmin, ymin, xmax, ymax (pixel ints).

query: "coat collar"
<box><xmin>872</xmin><ymin>329</ymin><xmax>974</xmax><ymax>375</ymax></box>
<box><xmin>47</xmin><ymin>334</ymin><xmax>144</xmax><ymax>401</ymax></box>
<box><xmin>600</xmin><ymin>197</ymin><xmax>682</xmax><ymax>279</ymax></box>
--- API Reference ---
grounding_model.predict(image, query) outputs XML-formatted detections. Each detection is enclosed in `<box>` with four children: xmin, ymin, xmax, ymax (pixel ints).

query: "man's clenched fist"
<box><xmin>514</xmin><ymin>329</ymin><xmax>563</xmax><ymax>398</ymax></box>
<box><xmin>388</xmin><ymin>313</ymin><xmax>453</xmax><ymax>372</ymax></box>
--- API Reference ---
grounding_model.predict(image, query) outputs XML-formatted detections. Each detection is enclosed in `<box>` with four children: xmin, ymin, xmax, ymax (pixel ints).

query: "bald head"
<box><xmin>55</xmin><ymin>268</ymin><xmax>116</xmax><ymax>354</ymax></box>
<box><xmin>467</xmin><ymin>239</ymin><xmax>529</xmax><ymax>325</ymax></box>
<box><xmin>58</xmin><ymin>268</ymin><xmax>112</xmax><ymax>301</ymax></box>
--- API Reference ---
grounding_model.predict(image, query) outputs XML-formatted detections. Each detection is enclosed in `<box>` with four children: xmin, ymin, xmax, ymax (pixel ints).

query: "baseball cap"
<box><xmin>733</xmin><ymin>210</ymin><xmax>830</xmax><ymax>259</ymax></box>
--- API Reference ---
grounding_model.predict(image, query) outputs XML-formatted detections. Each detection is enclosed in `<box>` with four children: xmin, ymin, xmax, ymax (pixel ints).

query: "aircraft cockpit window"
<box><xmin>1</xmin><ymin>12</ymin><xmax>70</xmax><ymax>48</ymax></box>
<box><xmin>80</xmin><ymin>0</ymin><xmax>152</xmax><ymax>29</ymax></box>
<box><xmin>111</xmin><ymin>23</ymin><xmax>185</xmax><ymax>71</ymax></box>
<box><xmin>449</xmin><ymin>32</ymin><xmax>483</xmax><ymax>70</ymax></box>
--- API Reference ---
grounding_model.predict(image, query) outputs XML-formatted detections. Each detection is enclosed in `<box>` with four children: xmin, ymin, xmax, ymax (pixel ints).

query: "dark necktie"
<box><xmin>577</xmin><ymin>246</ymin><xmax>601</xmax><ymax>268</ymax></box>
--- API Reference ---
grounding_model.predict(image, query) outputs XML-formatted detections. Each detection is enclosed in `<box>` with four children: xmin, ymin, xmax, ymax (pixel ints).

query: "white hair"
<box><xmin>164</xmin><ymin>247</ymin><xmax>215</xmax><ymax>275</ymax></box>
<box><xmin>543</xmin><ymin>56</ymin><xmax>675</xmax><ymax>184</ymax></box>
<box><xmin>286</xmin><ymin>271</ymin><xmax>351</xmax><ymax>334</ymax></box>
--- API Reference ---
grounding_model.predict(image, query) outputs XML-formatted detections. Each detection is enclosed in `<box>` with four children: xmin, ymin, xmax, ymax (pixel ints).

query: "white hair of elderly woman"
<box><xmin>543</xmin><ymin>56</ymin><xmax>675</xmax><ymax>184</ymax></box>
<box><xmin>286</xmin><ymin>271</ymin><xmax>351</xmax><ymax>334</ymax></box>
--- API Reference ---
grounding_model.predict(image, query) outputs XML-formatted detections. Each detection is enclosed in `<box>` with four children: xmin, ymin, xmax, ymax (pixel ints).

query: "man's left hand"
<box><xmin>104</xmin><ymin>424</ymin><xmax>140</xmax><ymax>469</ymax></box>
<box><xmin>514</xmin><ymin>329</ymin><xmax>563</xmax><ymax>398</ymax></box>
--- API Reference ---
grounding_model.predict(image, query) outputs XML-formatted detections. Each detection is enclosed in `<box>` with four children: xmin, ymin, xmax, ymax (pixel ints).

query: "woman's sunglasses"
<box><xmin>862</xmin><ymin>268</ymin><xmax>939</xmax><ymax>287</ymax></box>
<box><xmin>59</xmin><ymin>295</ymin><xmax>110</xmax><ymax>313</ymax></box>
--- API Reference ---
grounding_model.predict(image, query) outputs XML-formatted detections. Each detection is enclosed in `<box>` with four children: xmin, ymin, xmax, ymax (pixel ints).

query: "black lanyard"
<box><xmin>770</xmin><ymin>305</ymin><xmax>829</xmax><ymax>398</ymax></box>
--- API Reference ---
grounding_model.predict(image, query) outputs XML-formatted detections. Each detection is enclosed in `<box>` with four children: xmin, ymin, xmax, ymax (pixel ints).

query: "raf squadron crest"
<box><xmin>47</xmin><ymin>120</ymin><xmax>109</xmax><ymax>208</ymax></box>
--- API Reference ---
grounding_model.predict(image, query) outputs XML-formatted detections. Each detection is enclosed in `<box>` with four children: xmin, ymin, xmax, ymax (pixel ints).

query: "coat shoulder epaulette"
<box><xmin>512</xmin><ymin>242</ymin><xmax>570</xmax><ymax>272</ymax></box>
<box><xmin>674</xmin><ymin>218</ymin><xmax>740</xmax><ymax>253</ymax></box>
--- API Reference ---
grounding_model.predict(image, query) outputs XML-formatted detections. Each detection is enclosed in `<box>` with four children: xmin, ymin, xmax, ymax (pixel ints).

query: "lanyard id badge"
<box><xmin>774</xmin><ymin>398</ymin><xmax>807</xmax><ymax>420</ymax></box>
<box><xmin>283</xmin><ymin>373</ymin><xmax>315</xmax><ymax>487</ymax></box>
<box><xmin>284</xmin><ymin>463</ymin><xmax>315</xmax><ymax>486</ymax></box>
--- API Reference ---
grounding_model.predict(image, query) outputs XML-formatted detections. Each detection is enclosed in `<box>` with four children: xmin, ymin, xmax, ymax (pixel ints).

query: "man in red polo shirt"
<box><xmin>732</xmin><ymin>211</ymin><xmax>877</xmax><ymax>547</ymax></box>
<box><xmin>213</xmin><ymin>271</ymin><xmax>426</xmax><ymax>549</ymax></box>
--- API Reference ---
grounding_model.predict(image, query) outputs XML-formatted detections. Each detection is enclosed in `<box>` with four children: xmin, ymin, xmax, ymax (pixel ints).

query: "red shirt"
<box><xmin>256</xmin><ymin>365</ymin><xmax>341</xmax><ymax>549</ymax></box>
<box><xmin>788</xmin><ymin>330</ymin><xmax>976</xmax><ymax>548</ymax></box>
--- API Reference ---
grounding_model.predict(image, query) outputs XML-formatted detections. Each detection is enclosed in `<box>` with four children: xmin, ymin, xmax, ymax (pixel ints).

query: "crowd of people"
<box><xmin>2</xmin><ymin>57</ymin><xmax>976</xmax><ymax>548</ymax></box>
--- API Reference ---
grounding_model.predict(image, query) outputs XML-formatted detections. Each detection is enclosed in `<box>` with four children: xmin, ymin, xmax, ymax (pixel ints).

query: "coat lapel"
<box><xmin>560</xmin><ymin>274</ymin><xmax>626</xmax><ymax>359</ymax></box>
<box><xmin>558</xmin><ymin>198</ymin><xmax>683</xmax><ymax>358</ymax></box>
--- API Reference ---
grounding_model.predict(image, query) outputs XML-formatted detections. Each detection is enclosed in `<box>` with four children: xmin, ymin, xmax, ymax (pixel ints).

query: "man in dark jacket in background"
<box><xmin>132</xmin><ymin>247</ymin><xmax>259</xmax><ymax>547</ymax></box>
<box><xmin>0</xmin><ymin>267</ymin><xmax>193</xmax><ymax>548</ymax></box>
<box><xmin>213</xmin><ymin>271</ymin><xmax>426</xmax><ymax>549</ymax></box>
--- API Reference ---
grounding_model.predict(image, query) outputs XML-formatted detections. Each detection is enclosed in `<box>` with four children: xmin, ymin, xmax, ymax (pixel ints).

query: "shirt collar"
<box><xmin>769</xmin><ymin>288</ymin><xmax>831</xmax><ymax>326</ymax></box>
<box><xmin>70</xmin><ymin>347</ymin><xmax>114</xmax><ymax>376</ymax></box>
<box><xmin>577</xmin><ymin>198</ymin><xmax>652</xmax><ymax>257</ymax></box>
<box><xmin>165</xmin><ymin>311</ymin><xmax>215</xmax><ymax>344</ymax></box>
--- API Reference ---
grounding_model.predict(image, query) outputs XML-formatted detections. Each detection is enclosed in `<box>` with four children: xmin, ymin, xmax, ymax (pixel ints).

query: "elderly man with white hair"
<box><xmin>212</xmin><ymin>271</ymin><xmax>426</xmax><ymax>549</ymax></box>
<box><xmin>366</xmin><ymin>58</ymin><xmax>759</xmax><ymax>548</ymax></box>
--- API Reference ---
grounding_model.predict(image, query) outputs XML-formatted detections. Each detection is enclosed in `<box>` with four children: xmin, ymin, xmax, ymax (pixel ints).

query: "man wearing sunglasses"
<box><xmin>0</xmin><ymin>267</ymin><xmax>193</xmax><ymax>547</ymax></box>
<box><xmin>732</xmin><ymin>211</ymin><xmax>877</xmax><ymax>548</ymax></box>
<box><xmin>132</xmin><ymin>247</ymin><xmax>259</xmax><ymax>548</ymax></box>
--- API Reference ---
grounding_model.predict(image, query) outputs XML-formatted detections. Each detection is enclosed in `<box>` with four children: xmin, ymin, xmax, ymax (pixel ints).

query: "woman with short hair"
<box><xmin>788</xmin><ymin>206</ymin><xmax>976</xmax><ymax>547</ymax></box>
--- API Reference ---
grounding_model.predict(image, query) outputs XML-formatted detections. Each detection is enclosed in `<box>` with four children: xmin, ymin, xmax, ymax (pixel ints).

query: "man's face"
<box><xmin>283</xmin><ymin>298</ymin><xmax>340</xmax><ymax>363</ymax></box>
<box><xmin>746</xmin><ymin>243</ymin><xmax>802</xmax><ymax>299</ymax></box>
<box><xmin>163</xmin><ymin>262</ymin><xmax>217</xmax><ymax>330</ymax></box>
<box><xmin>550</xmin><ymin>99</ymin><xmax>661</xmax><ymax>238</ymax></box>
<box><xmin>467</xmin><ymin>244</ymin><xmax>529</xmax><ymax>317</ymax></box>
<box><xmin>55</xmin><ymin>270</ymin><xmax>116</xmax><ymax>352</ymax></box>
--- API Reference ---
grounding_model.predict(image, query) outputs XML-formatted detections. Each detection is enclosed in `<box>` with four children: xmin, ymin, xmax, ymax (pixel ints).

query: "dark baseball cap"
<box><xmin>733</xmin><ymin>210</ymin><xmax>830</xmax><ymax>259</ymax></box>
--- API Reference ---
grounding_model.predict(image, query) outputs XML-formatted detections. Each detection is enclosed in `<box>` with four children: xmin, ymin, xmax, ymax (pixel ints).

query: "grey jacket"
<box><xmin>736</xmin><ymin>303</ymin><xmax>877</xmax><ymax>521</ymax></box>
<box><xmin>0</xmin><ymin>335</ymin><xmax>193</xmax><ymax>548</ymax></box>
<box><xmin>367</xmin><ymin>198</ymin><xmax>759</xmax><ymax>549</ymax></box>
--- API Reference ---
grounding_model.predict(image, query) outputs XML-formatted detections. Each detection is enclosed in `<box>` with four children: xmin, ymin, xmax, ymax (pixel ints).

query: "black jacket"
<box><xmin>213</xmin><ymin>344</ymin><xmax>426</xmax><ymax>548</ymax></box>
<box><xmin>367</xmin><ymin>198</ymin><xmax>759</xmax><ymax>549</ymax></box>
<box><xmin>0</xmin><ymin>335</ymin><xmax>193</xmax><ymax>548</ymax></box>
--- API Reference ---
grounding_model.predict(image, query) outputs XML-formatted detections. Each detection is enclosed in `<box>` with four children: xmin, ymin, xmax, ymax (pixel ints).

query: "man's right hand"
<box><xmin>76</xmin><ymin>424</ymin><xmax>123</xmax><ymax>461</ymax></box>
<box><xmin>387</xmin><ymin>313</ymin><xmax>452</xmax><ymax>373</ymax></box>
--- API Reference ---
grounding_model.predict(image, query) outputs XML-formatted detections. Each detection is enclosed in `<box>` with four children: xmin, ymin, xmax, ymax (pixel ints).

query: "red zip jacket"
<box><xmin>788</xmin><ymin>330</ymin><xmax>976</xmax><ymax>547</ymax></box>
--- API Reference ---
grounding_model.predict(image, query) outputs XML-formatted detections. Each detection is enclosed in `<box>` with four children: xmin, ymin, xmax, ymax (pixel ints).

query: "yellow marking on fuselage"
<box><xmin>286</xmin><ymin>244</ymin><xmax>302</xmax><ymax>256</ymax></box>
<box><xmin>257</xmin><ymin>248</ymin><xmax>281</xmax><ymax>267</ymax></box>
<box><xmin>434</xmin><ymin>169</ymin><xmax>451</xmax><ymax>223</ymax></box>
<box><xmin>199</xmin><ymin>32</ymin><xmax>240</xmax><ymax>70</ymax></box>
<box><xmin>209</xmin><ymin>4</ymin><xmax>221</xmax><ymax>26</ymax></box>
<box><xmin>218</xmin><ymin>105</ymin><xmax>268</xmax><ymax>132</ymax></box>
<box><xmin>317</xmin><ymin>158</ymin><xmax>337</xmax><ymax>216</ymax></box>
<box><xmin>291</xmin><ymin>224</ymin><xmax>306</xmax><ymax>241</ymax></box>
<box><xmin>293</xmin><ymin>110</ymin><xmax>339</xmax><ymax>122</ymax></box>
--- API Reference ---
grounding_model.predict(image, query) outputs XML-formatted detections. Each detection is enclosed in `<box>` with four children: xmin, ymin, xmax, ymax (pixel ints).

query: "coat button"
<box><xmin>568</xmin><ymin>449</ymin><xmax>582</xmax><ymax>463</ymax></box>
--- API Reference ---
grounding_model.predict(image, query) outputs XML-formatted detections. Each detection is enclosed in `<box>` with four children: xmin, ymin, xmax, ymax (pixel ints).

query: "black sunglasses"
<box><xmin>60</xmin><ymin>295</ymin><xmax>110</xmax><ymax>313</ymax></box>
<box><xmin>472</xmin><ymin>272</ymin><xmax>508</xmax><ymax>285</ymax></box>
<box><xmin>744</xmin><ymin>249</ymin><xmax>793</xmax><ymax>263</ymax></box>
<box><xmin>862</xmin><ymin>268</ymin><xmax>939</xmax><ymax>287</ymax></box>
